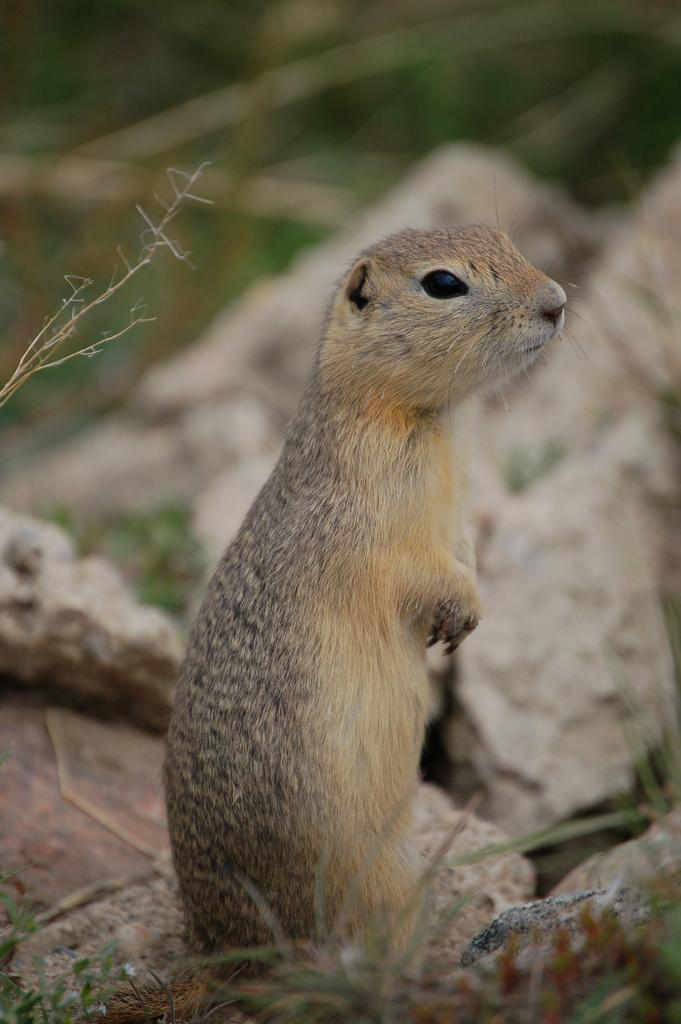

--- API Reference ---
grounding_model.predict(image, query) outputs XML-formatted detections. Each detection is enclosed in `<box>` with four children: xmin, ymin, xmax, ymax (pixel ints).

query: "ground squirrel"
<box><xmin>110</xmin><ymin>225</ymin><xmax>565</xmax><ymax>1020</ymax></box>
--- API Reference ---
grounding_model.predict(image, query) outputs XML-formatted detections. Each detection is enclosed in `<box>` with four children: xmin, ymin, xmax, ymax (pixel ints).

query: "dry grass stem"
<box><xmin>72</xmin><ymin>3</ymin><xmax>658</xmax><ymax>164</ymax></box>
<box><xmin>0</xmin><ymin>154</ymin><xmax>352</xmax><ymax>226</ymax></box>
<box><xmin>0</xmin><ymin>163</ymin><xmax>212</xmax><ymax>410</ymax></box>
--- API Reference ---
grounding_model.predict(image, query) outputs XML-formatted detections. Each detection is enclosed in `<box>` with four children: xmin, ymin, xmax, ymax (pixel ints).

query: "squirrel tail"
<box><xmin>101</xmin><ymin>972</ymin><xmax>210</xmax><ymax>1024</ymax></box>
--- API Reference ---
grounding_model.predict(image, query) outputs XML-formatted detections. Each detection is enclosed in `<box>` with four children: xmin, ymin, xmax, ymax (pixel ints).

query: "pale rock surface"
<box><xmin>449</xmin><ymin>445</ymin><xmax>675</xmax><ymax>834</ymax></box>
<box><xmin>9</xmin><ymin>784</ymin><xmax>534</xmax><ymax>990</ymax></box>
<box><xmin>0</xmin><ymin>506</ymin><xmax>181</xmax><ymax>728</ymax></box>
<box><xmin>475</xmin><ymin>145</ymin><xmax>681</xmax><ymax>472</ymax></box>
<box><xmin>0</xmin><ymin>391</ymin><xmax>282</xmax><ymax>523</ymax></box>
<box><xmin>8</xmin><ymin>875</ymin><xmax>251</xmax><ymax>1024</ymax></box>
<box><xmin>193</xmin><ymin>452</ymin><xmax>277</xmax><ymax>565</ymax></box>
<box><xmin>582</xmin><ymin>145</ymin><xmax>681</xmax><ymax>411</ymax></box>
<box><xmin>0</xmin><ymin>144</ymin><xmax>601</xmax><ymax>521</ymax></box>
<box><xmin>469</xmin><ymin>148</ymin><xmax>681</xmax><ymax>568</ymax></box>
<box><xmin>415</xmin><ymin>783</ymin><xmax>535</xmax><ymax>976</ymax></box>
<box><xmin>445</xmin><ymin>150</ymin><xmax>681</xmax><ymax>832</ymax></box>
<box><xmin>597</xmin><ymin>413</ymin><xmax>681</xmax><ymax>593</ymax></box>
<box><xmin>553</xmin><ymin>808</ymin><xmax>681</xmax><ymax>896</ymax></box>
<box><xmin>8</xmin><ymin>875</ymin><xmax>184</xmax><ymax>990</ymax></box>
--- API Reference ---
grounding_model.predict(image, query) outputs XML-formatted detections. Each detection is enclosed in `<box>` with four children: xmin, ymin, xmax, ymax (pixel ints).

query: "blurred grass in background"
<box><xmin>0</xmin><ymin>0</ymin><xmax>680</xmax><ymax>438</ymax></box>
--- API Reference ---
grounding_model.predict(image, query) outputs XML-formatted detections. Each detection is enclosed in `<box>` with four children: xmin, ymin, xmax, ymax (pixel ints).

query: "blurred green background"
<box><xmin>1</xmin><ymin>0</ymin><xmax>680</xmax><ymax>434</ymax></box>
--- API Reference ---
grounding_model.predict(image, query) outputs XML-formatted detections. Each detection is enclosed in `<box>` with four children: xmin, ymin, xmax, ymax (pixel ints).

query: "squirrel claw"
<box><xmin>428</xmin><ymin>606</ymin><xmax>479</xmax><ymax>655</ymax></box>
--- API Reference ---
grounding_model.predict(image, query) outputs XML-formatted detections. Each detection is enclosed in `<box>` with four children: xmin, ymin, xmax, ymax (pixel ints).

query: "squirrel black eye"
<box><xmin>421</xmin><ymin>270</ymin><xmax>469</xmax><ymax>299</ymax></box>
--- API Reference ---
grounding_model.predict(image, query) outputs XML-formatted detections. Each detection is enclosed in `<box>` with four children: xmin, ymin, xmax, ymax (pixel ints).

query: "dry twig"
<box><xmin>44</xmin><ymin>710</ymin><xmax>160</xmax><ymax>858</ymax></box>
<box><xmin>0</xmin><ymin>163</ymin><xmax>211</xmax><ymax>410</ymax></box>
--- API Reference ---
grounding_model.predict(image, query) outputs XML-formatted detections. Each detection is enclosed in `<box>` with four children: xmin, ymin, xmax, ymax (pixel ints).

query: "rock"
<box><xmin>449</xmin><ymin>444</ymin><xmax>676</xmax><ymax>834</ymax></box>
<box><xmin>594</xmin><ymin>414</ymin><xmax>681</xmax><ymax>594</ymax></box>
<box><xmin>0</xmin><ymin>505</ymin><xmax>181</xmax><ymax>728</ymax></box>
<box><xmin>468</xmin><ymin>146</ymin><xmax>681</xmax><ymax>584</ymax></box>
<box><xmin>581</xmin><ymin>145</ymin><xmax>681</xmax><ymax>413</ymax></box>
<box><xmin>0</xmin><ymin>700</ymin><xmax>167</xmax><ymax>910</ymax></box>
<box><xmin>0</xmin><ymin>393</ymin><xmax>281</xmax><ymax>524</ymax></box>
<box><xmin>460</xmin><ymin>887</ymin><xmax>651</xmax><ymax>967</ymax></box>
<box><xmin>475</xmin><ymin>145</ymin><xmax>681</xmax><ymax>471</ymax></box>
<box><xmin>9</xmin><ymin>784</ymin><xmax>534</xmax><ymax>989</ymax></box>
<box><xmin>0</xmin><ymin>144</ymin><xmax>601</xmax><ymax>522</ymax></box>
<box><xmin>415</xmin><ymin>784</ymin><xmax>535</xmax><ymax>975</ymax></box>
<box><xmin>7</xmin><ymin>874</ymin><xmax>184</xmax><ymax>990</ymax></box>
<box><xmin>193</xmin><ymin>452</ymin><xmax>277</xmax><ymax>565</ymax></box>
<box><xmin>442</xmin><ymin>153</ymin><xmax>681</xmax><ymax>832</ymax></box>
<box><xmin>553</xmin><ymin>808</ymin><xmax>681</xmax><ymax>895</ymax></box>
<box><xmin>7</xmin><ymin>871</ymin><xmax>252</xmax><ymax>1023</ymax></box>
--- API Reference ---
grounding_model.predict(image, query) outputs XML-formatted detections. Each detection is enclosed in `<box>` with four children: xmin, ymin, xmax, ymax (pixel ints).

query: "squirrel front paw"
<box><xmin>427</xmin><ymin>579</ymin><xmax>481</xmax><ymax>655</ymax></box>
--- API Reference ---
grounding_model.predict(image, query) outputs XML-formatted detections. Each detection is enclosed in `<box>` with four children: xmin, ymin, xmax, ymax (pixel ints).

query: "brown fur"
<box><xmin>105</xmin><ymin>225</ymin><xmax>565</xmax><ymax>1020</ymax></box>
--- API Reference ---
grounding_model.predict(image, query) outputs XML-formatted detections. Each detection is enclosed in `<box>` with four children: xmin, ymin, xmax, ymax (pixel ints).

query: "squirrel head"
<box><xmin>320</xmin><ymin>225</ymin><xmax>566</xmax><ymax>415</ymax></box>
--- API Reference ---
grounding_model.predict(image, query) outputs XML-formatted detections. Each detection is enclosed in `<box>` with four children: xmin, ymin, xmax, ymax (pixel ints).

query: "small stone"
<box><xmin>460</xmin><ymin>887</ymin><xmax>651</xmax><ymax>967</ymax></box>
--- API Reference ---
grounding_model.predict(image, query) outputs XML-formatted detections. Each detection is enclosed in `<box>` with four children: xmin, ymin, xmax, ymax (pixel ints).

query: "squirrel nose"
<box><xmin>542</xmin><ymin>302</ymin><xmax>565</xmax><ymax>325</ymax></box>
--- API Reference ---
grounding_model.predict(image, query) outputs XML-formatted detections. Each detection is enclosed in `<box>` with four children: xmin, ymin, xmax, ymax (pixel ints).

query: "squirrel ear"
<box><xmin>345</xmin><ymin>259</ymin><xmax>373</xmax><ymax>312</ymax></box>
